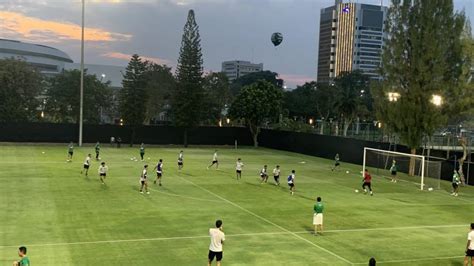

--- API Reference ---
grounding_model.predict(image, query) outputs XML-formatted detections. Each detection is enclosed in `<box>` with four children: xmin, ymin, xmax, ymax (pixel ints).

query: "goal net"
<box><xmin>362</xmin><ymin>147</ymin><xmax>441</xmax><ymax>190</ymax></box>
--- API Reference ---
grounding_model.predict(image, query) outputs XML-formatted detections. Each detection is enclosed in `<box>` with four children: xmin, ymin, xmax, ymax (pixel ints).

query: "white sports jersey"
<box><xmin>213</xmin><ymin>153</ymin><xmax>218</xmax><ymax>161</ymax></box>
<box><xmin>260</xmin><ymin>168</ymin><xmax>267</xmax><ymax>175</ymax></box>
<box><xmin>288</xmin><ymin>173</ymin><xmax>295</xmax><ymax>184</ymax></box>
<box><xmin>209</xmin><ymin>228</ymin><xmax>225</xmax><ymax>252</ymax></box>
<box><xmin>178</xmin><ymin>153</ymin><xmax>183</xmax><ymax>161</ymax></box>
<box><xmin>99</xmin><ymin>165</ymin><xmax>108</xmax><ymax>174</ymax></box>
<box><xmin>140</xmin><ymin>169</ymin><xmax>148</xmax><ymax>181</ymax></box>
<box><xmin>84</xmin><ymin>156</ymin><xmax>91</xmax><ymax>166</ymax></box>
<box><xmin>236</xmin><ymin>161</ymin><xmax>244</xmax><ymax>171</ymax></box>
<box><xmin>273</xmin><ymin>168</ymin><xmax>280</xmax><ymax>176</ymax></box>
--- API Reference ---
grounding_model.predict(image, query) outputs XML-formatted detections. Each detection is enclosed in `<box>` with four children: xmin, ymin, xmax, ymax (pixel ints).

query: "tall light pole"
<box><xmin>79</xmin><ymin>0</ymin><xmax>85</xmax><ymax>146</ymax></box>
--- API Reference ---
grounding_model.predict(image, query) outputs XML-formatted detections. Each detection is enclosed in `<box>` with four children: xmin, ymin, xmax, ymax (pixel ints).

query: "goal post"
<box><xmin>362</xmin><ymin>147</ymin><xmax>439</xmax><ymax>190</ymax></box>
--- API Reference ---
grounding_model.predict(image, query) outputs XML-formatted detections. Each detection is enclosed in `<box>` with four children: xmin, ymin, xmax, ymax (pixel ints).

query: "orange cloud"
<box><xmin>0</xmin><ymin>11</ymin><xmax>131</xmax><ymax>42</ymax></box>
<box><xmin>102</xmin><ymin>52</ymin><xmax>173</xmax><ymax>66</ymax></box>
<box><xmin>279</xmin><ymin>74</ymin><xmax>314</xmax><ymax>86</ymax></box>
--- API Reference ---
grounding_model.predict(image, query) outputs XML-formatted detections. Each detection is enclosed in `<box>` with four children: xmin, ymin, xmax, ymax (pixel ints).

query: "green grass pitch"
<box><xmin>0</xmin><ymin>144</ymin><xmax>473</xmax><ymax>265</ymax></box>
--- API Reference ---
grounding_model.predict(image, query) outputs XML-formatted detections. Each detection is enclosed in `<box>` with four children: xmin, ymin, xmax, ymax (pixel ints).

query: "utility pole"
<box><xmin>79</xmin><ymin>0</ymin><xmax>85</xmax><ymax>146</ymax></box>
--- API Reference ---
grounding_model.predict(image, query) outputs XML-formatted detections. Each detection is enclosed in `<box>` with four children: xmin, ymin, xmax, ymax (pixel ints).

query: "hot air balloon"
<box><xmin>271</xmin><ymin>32</ymin><xmax>283</xmax><ymax>47</ymax></box>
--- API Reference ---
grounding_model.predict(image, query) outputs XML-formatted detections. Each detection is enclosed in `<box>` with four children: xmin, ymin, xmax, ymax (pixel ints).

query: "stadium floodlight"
<box><xmin>431</xmin><ymin>94</ymin><xmax>443</xmax><ymax>106</ymax></box>
<box><xmin>387</xmin><ymin>92</ymin><xmax>400</xmax><ymax>102</ymax></box>
<box><xmin>309</xmin><ymin>118</ymin><xmax>314</xmax><ymax>125</ymax></box>
<box><xmin>226</xmin><ymin>118</ymin><xmax>230</xmax><ymax>124</ymax></box>
<box><xmin>79</xmin><ymin>0</ymin><xmax>85</xmax><ymax>147</ymax></box>
<box><xmin>362</xmin><ymin>147</ymin><xmax>442</xmax><ymax>190</ymax></box>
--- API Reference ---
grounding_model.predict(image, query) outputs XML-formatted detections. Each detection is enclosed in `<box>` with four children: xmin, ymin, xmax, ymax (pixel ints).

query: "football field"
<box><xmin>0</xmin><ymin>144</ymin><xmax>473</xmax><ymax>265</ymax></box>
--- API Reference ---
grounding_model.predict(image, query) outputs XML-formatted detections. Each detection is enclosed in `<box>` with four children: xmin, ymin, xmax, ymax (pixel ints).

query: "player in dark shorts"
<box><xmin>140</xmin><ymin>165</ymin><xmax>149</xmax><ymax>194</ymax></box>
<box><xmin>95</xmin><ymin>142</ymin><xmax>100</xmax><ymax>160</ymax></box>
<box><xmin>81</xmin><ymin>154</ymin><xmax>91</xmax><ymax>176</ymax></box>
<box><xmin>139</xmin><ymin>143</ymin><xmax>145</xmax><ymax>161</ymax></box>
<box><xmin>98</xmin><ymin>162</ymin><xmax>108</xmax><ymax>185</ymax></box>
<box><xmin>362</xmin><ymin>169</ymin><xmax>373</xmax><ymax>196</ymax></box>
<box><xmin>154</xmin><ymin>159</ymin><xmax>164</xmax><ymax>186</ymax></box>
<box><xmin>260</xmin><ymin>165</ymin><xmax>268</xmax><ymax>184</ymax></box>
<box><xmin>273</xmin><ymin>165</ymin><xmax>281</xmax><ymax>185</ymax></box>
<box><xmin>207</xmin><ymin>150</ymin><xmax>219</xmax><ymax>169</ymax></box>
<box><xmin>67</xmin><ymin>142</ymin><xmax>74</xmax><ymax>162</ymax></box>
<box><xmin>178</xmin><ymin>151</ymin><xmax>184</xmax><ymax>170</ymax></box>
<box><xmin>288</xmin><ymin>170</ymin><xmax>296</xmax><ymax>195</ymax></box>
<box><xmin>465</xmin><ymin>223</ymin><xmax>474</xmax><ymax>266</ymax></box>
<box><xmin>331</xmin><ymin>153</ymin><xmax>340</xmax><ymax>171</ymax></box>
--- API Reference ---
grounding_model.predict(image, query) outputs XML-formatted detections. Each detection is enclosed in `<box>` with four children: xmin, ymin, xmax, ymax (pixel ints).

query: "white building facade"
<box><xmin>221</xmin><ymin>60</ymin><xmax>263</xmax><ymax>81</ymax></box>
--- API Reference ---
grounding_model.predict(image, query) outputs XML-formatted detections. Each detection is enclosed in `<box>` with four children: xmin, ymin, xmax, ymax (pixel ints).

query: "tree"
<box><xmin>284</xmin><ymin>81</ymin><xmax>318</xmax><ymax>118</ymax></box>
<box><xmin>0</xmin><ymin>58</ymin><xmax>43</xmax><ymax>122</ymax></box>
<box><xmin>202</xmin><ymin>72</ymin><xmax>231</xmax><ymax>123</ymax></box>
<box><xmin>229</xmin><ymin>80</ymin><xmax>283</xmax><ymax>147</ymax></box>
<box><xmin>45</xmin><ymin>69</ymin><xmax>111</xmax><ymax>124</ymax></box>
<box><xmin>143</xmin><ymin>63</ymin><xmax>176</xmax><ymax>124</ymax></box>
<box><xmin>172</xmin><ymin>9</ymin><xmax>204</xmax><ymax>146</ymax></box>
<box><xmin>119</xmin><ymin>54</ymin><xmax>148</xmax><ymax>145</ymax></box>
<box><xmin>333</xmin><ymin>71</ymin><xmax>371</xmax><ymax>136</ymax></box>
<box><xmin>314</xmin><ymin>82</ymin><xmax>339</xmax><ymax>134</ymax></box>
<box><xmin>230</xmin><ymin>71</ymin><xmax>283</xmax><ymax>96</ymax></box>
<box><xmin>375</xmin><ymin>0</ymin><xmax>471</xmax><ymax>175</ymax></box>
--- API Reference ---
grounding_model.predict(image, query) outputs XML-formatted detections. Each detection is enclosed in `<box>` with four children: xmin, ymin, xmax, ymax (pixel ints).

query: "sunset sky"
<box><xmin>1</xmin><ymin>0</ymin><xmax>472</xmax><ymax>87</ymax></box>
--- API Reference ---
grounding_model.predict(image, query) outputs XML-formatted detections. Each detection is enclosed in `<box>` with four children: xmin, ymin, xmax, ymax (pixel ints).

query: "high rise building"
<box><xmin>317</xmin><ymin>1</ymin><xmax>388</xmax><ymax>83</ymax></box>
<box><xmin>221</xmin><ymin>60</ymin><xmax>263</xmax><ymax>82</ymax></box>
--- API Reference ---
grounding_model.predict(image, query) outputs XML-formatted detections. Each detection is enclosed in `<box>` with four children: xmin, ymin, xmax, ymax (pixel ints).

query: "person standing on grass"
<box><xmin>178</xmin><ymin>150</ymin><xmax>184</xmax><ymax>170</ymax></box>
<box><xmin>362</xmin><ymin>169</ymin><xmax>373</xmax><ymax>196</ymax></box>
<box><xmin>81</xmin><ymin>154</ymin><xmax>91</xmax><ymax>177</ymax></box>
<box><xmin>390</xmin><ymin>160</ymin><xmax>398</xmax><ymax>183</ymax></box>
<box><xmin>208</xmin><ymin>220</ymin><xmax>225</xmax><ymax>266</ymax></box>
<box><xmin>98</xmin><ymin>162</ymin><xmax>108</xmax><ymax>185</ymax></box>
<box><xmin>208</xmin><ymin>150</ymin><xmax>219</xmax><ymax>169</ymax></box>
<box><xmin>465</xmin><ymin>223</ymin><xmax>474</xmax><ymax>266</ymax></box>
<box><xmin>260</xmin><ymin>165</ymin><xmax>268</xmax><ymax>184</ymax></box>
<box><xmin>331</xmin><ymin>153</ymin><xmax>340</xmax><ymax>171</ymax></box>
<box><xmin>140</xmin><ymin>164</ymin><xmax>150</xmax><ymax>194</ymax></box>
<box><xmin>235</xmin><ymin>158</ymin><xmax>243</xmax><ymax>180</ymax></box>
<box><xmin>273</xmin><ymin>165</ymin><xmax>281</xmax><ymax>186</ymax></box>
<box><xmin>95</xmin><ymin>142</ymin><xmax>101</xmax><ymax>160</ymax></box>
<box><xmin>288</xmin><ymin>170</ymin><xmax>296</xmax><ymax>195</ymax></box>
<box><xmin>153</xmin><ymin>159</ymin><xmax>164</xmax><ymax>186</ymax></box>
<box><xmin>139</xmin><ymin>143</ymin><xmax>145</xmax><ymax>161</ymax></box>
<box><xmin>67</xmin><ymin>142</ymin><xmax>74</xmax><ymax>162</ymax></box>
<box><xmin>313</xmin><ymin>197</ymin><xmax>324</xmax><ymax>235</ymax></box>
<box><xmin>452</xmin><ymin>170</ymin><xmax>461</xmax><ymax>197</ymax></box>
<box><xmin>13</xmin><ymin>246</ymin><xmax>29</xmax><ymax>266</ymax></box>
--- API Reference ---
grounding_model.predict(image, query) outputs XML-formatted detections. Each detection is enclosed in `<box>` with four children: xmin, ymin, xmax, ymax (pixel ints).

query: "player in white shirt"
<box><xmin>81</xmin><ymin>154</ymin><xmax>91</xmax><ymax>176</ymax></box>
<box><xmin>139</xmin><ymin>165</ymin><xmax>150</xmax><ymax>194</ymax></box>
<box><xmin>288</xmin><ymin>170</ymin><xmax>296</xmax><ymax>195</ymax></box>
<box><xmin>273</xmin><ymin>165</ymin><xmax>281</xmax><ymax>186</ymax></box>
<box><xmin>98</xmin><ymin>162</ymin><xmax>108</xmax><ymax>185</ymax></box>
<box><xmin>208</xmin><ymin>220</ymin><xmax>225</xmax><ymax>266</ymax></box>
<box><xmin>235</xmin><ymin>158</ymin><xmax>244</xmax><ymax>180</ymax></box>
<box><xmin>178</xmin><ymin>151</ymin><xmax>184</xmax><ymax>170</ymax></box>
<box><xmin>465</xmin><ymin>223</ymin><xmax>474</xmax><ymax>265</ymax></box>
<box><xmin>260</xmin><ymin>165</ymin><xmax>268</xmax><ymax>184</ymax></box>
<box><xmin>207</xmin><ymin>150</ymin><xmax>219</xmax><ymax>169</ymax></box>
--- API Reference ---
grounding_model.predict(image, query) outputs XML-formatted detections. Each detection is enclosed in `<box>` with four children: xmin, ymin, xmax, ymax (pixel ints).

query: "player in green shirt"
<box><xmin>390</xmin><ymin>160</ymin><xmax>398</xmax><ymax>183</ymax></box>
<box><xmin>313</xmin><ymin>197</ymin><xmax>324</xmax><ymax>235</ymax></box>
<box><xmin>140</xmin><ymin>143</ymin><xmax>145</xmax><ymax>161</ymax></box>
<box><xmin>67</xmin><ymin>142</ymin><xmax>74</xmax><ymax>162</ymax></box>
<box><xmin>451</xmin><ymin>170</ymin><xmax>461</xmax><ymax>196</ymax></box>
<box><xmin>13</xmin><ymin>246</ymin><xmax>29</xmax><ymax>266</ymax></box>
<box><xmin>95</xmin><ymin>142</ymin><xmax>101</xmax><ymax>160</ymax></box>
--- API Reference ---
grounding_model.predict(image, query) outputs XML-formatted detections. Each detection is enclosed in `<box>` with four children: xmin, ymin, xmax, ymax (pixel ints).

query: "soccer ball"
<box><xmin>428</xmin><ymin>187</ymin><xmax>433</xmax><ymax>191</ymax></box>
<box><xmin>148</xmin><ymin>157</ymin><xmax>150</xmax><ymax>160</ymax></box>
<box><xmin>346</xmin><ymin>170</ymin><xmax>350</xmax><ymax>174</ymax></box>
<box><xmin>355</xmin><ymin>189</ymin><xmax>359</xmax><ymax>193</ymax></box>
<box><xmin>42</xmin><ymin>151</ymin><xmax>45</xmax><ymax>154</ymax></box>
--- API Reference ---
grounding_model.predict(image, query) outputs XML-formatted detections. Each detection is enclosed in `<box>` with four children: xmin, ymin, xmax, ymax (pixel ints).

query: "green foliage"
<box><xmin>202</xmin><ymin>72</ymin><xmax>231</xmax><ymax>122</ymax></box>
<box><xmin>0</xmin><ymin>58</ymin><xmax>43</xmax><ymax>122</ymax></box>
<box><xmin>230</xmin><ymin>71</ymin><xmax>283</xmax><ymax>96</ymax></box>
<box><xmin>172</xmin><ymin>9</ymin><xmax>204</xmax><ymax>130</ymax></box>
<box><xmin>229</xmin><ymin>80</ymin><xmax>283</xmax><ymax>146</ymax></box>
<box><xmin>284</xmin><ymin>81</ymin><xmax>318</xmax><ymax>118</ymax></box>
<box><xmin>45</xmin><ymin>69</ymin><xmax>111</xmax><ymax>124</ymax></box>
<box><xmin>143</xmin><ymin>63</ymin><xmax>176</xmax><ymax>124</ymax></box>
<box><xmin>271</xmin><ymin>117</ymin><xmax>314</xmax><ymax>133</ymax></box>
<box><xmin>119</xmin><ymin>54</ymin><xmax>148</xmax><ymax>126</ymax></box>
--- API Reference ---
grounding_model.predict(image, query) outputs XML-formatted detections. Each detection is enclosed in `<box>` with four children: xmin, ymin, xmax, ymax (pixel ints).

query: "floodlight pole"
<box><xmin>79</xmin><ymin>0</ymin><xmax>85</xmax><ymax>146</ymax></box>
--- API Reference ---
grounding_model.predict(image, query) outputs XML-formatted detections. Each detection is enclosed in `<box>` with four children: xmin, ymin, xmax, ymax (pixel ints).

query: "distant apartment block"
<box><xmin>221</xmin><ymin>60</ymin><xmax>263</xmax><ymax>81</ymax></box>
<box><xmin>317</xmin><ymin>1</ymin><xmax>388</xmax><ymax>83</ymax></box>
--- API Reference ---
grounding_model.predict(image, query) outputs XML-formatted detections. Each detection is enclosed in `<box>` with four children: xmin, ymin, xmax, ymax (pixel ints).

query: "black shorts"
<box><xmin>466</xmin><ymin>249</ymin><xmax>474</xmax><ymax>257</ymax></box>
<box><xmin>391</xmin><ymin>171</ymin><xmax>397</xmax><ymax>176</ymax></box>
<box><xmin>208</xmin><ymin>250</ymin><xmax>223</xmax><ymax>262</ymax></box>
<box><xmin>69</xmin><ymin>152</ymin><xmax>73</xmax><ymax>156</ymax></box>
<box><xmin>83</xmin><ymin>164</ymin><xmax>90</xmax><ymax>169</ymax></box>
<box><xmin>274</xmin><ymin>175</ymin><xmax>280</xmax><ymax>179</ymax></box>
<box><xmin>178</xmin><ymin>161</ymin><xmax>183</xmax><ymax>166</ymax></box>
<box><xmin>335</xmin><ymin>162</ymin><xmax>340</xmax><ymax>166</ymax></box>
<box><xmin>141</xmin><ymin>180</ymin><xmax>146</xmax><ymax>185</ymax></box>
<box><xmin>157</xmin><ymin>172</ymin><xmax>162</xmax><ymax>177</ymax></box>
<box><xmin>260</xmin><ymin>174</ymin><xmax>268</xmax><ymax>178</ymax></box>
<box><xmin>100</xmin><ymin>173</ymin><xmax>106</xmax><ymax>177</ymax></box>
<box><xmin>212</xmin><ymin>160</ymin><xmax>218</xmax><ymax>164</ymax></box>
<box><xmin>236</xmin><ymin>170</ymin><xmax>241</xmax><ymax>174</ymax></box>
<box><xmin>452</xmin><ymin>183</ymin><xmax>459</xmax><ymax>189</ymax></box>
<box><xmin>288</xmin><ymin>183</ymin><xmax>294</xmax><ymax>188</ymax></box>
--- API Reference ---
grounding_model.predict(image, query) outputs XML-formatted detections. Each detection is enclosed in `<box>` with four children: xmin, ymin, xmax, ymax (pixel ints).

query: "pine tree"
<box><xmin>172</xmin><ymin>9</ymin><xmax>204</xmax><ymax>147</ymax></box>
<box><xmin>374</xmin><ymin>0</ymin><xmax>471</xmax><ymax>175</ymax></box>
<box><xmin>119</xmin><ymin>54</ymin><xmax>148</xmax><ymax>145</ymax></box>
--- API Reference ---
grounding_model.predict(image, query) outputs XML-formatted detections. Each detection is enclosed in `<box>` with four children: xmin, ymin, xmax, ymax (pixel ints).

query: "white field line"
<box><xmin>177</xmin><ymin>177</ymin><xmax>354</xmax><ymax>265</ymax></box>
<box><xmin>0</xmin><ymin>224</ymin><xmax>466</xmax><ymax>249</ymax></box>
<box><xmin>353</xmin><ymin>255</ymin><xmax>465</xmax><ymax>265</ymax></box>
<box><xmin>148</xmin><ymin>187</ymin><xmax>222</xmax><ymax>203</ymax></box>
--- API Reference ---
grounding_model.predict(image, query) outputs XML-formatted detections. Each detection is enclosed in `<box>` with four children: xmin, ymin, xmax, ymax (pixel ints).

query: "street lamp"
<box><xmin>387</xmin><ymin>92</ymin><xmax>400</xmax><ymax>102</ymax></box>
<box><xmin>431</xmin><ymin>94</ymin><xmax>443</xmax><ymax>107</ymax></box>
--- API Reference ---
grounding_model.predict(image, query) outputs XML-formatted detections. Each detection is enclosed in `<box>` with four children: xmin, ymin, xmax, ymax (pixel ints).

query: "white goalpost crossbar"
<box><xmin>363</xmin><ymin>147</ymin><xmax>426</xmax><ymax>190</ymax></box>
